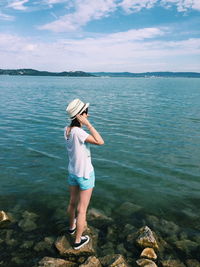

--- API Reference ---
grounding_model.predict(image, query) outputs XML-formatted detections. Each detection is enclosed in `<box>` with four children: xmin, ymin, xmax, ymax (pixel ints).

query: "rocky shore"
<box><xmin>0</xmin><ymin>202</ymin><xmax>200</xmax><ymax>267</ymax></box>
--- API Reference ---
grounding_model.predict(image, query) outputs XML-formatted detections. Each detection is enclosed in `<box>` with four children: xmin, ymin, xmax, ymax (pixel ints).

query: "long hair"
<box><xmin>70</xmin><ymin>108</ymin><xmax>88</xmax><ymax>127</ymax></box>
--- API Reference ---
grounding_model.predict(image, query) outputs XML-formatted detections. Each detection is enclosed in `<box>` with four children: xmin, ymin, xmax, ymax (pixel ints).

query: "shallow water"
<box><xmin>0</xmin><ymin>75</ymin><xmax>200</xmax><ymax>233</ymax></box>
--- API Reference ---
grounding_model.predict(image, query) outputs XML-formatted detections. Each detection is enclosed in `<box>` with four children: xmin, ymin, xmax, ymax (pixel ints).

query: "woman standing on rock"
<box><xmin>64</xmin><ymin>99</ymin><xmax>104</xmax><ymax>249</ymax></box>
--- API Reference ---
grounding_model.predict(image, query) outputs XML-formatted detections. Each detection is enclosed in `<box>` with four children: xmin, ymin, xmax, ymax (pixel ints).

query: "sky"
<box><xmin>0</xmin><ymin>0</ymin><xmax>200</xmax><ymax>72</ymax></box>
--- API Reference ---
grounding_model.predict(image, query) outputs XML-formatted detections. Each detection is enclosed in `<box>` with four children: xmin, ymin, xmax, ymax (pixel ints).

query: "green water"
<box><xmin>0</xmin><ymin>75</ymin><xmax>200</xmax><ymax>232</ymax></box>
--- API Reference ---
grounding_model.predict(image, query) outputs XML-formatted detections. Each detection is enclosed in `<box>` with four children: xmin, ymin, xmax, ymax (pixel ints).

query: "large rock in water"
<box><xmin>185</xmin><ymin>259</ymin><xmax>200</xmax><ymax>267</ymax></box>
<box><xmin>115</xmin><ymin>202</ymin><xmax>142</xmax><ymax>217</ymax></box>
<box><xmin>174</xmin><ymin>239</ymin><xmax>198</xmax><ymax>255</ymax></box>
<box><xmin>136</xmin><ymin>226</ymin><xmax>159</xmax><ymax>250</ymax></box>
<box><xmin>87</xmin><ymin>208</ymin><xmax>113</xmax><ymax>228</ymax></box>
<box><xmin>99</xmin><ymin>254</ymin><xmax>129</xmax><ymax>267</ymax></box>
<box><xmin>55</xmin><ymin>235</ymin><xmax>95</xmax><ymax>262</ymax></box>
<box><xmin>0</xmin><ymin>211</ymin><xmax>11</xmax><ymax>228</ymax></box>
<box><xmin>18</xmin><ymin>210</ymin><xmax>39</xmax><ymax>232</ymax></box>
<box><xmin>136</xmin><ymin>258</ymin><xmax>157</xmax><ymax>267</ymax></box>
<box><xmin>140</xmin><ymin>247</ymin><xmax>157</xmax><ymax>260</ymax></box>
<box><xmin>161</xmin><ymin>259</ymin><xmax>186</xmax><ymax>267</ymax></box>
<box><xmin>79</xmin><ymin>256</ymin><xmax>102</xmax><ymax>267</ymax></box>
<box><xmin>38</xmin><ymin>257</ymin><xmax>76</xmax><ymax>267</ymax></box>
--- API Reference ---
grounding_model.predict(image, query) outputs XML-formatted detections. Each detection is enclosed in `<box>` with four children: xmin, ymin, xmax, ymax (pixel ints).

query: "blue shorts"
<box><xmin>68</xmin><ymin>171</ymin><xmax>95</xmax><ymax>190</ymax></box>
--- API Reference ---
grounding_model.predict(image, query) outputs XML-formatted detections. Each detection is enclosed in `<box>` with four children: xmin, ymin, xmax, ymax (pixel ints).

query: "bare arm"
<box><xmin>76</xmin><ymin>115</ymin><xmax>104</xmax><ymax>145</ymax></box>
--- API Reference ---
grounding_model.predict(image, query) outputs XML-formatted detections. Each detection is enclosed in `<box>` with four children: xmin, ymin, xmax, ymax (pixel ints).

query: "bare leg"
<box><xmin>67</xmin><ymin>186</ymin><xmax>79</xmax><ymax>229</ymax></box>
<box><xmin>75</xmin><ymin>188</ymin><xmax>93</xmax><ymax>243</ymax></box>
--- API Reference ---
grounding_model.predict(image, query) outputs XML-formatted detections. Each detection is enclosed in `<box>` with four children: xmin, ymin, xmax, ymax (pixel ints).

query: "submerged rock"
<box><xmin>87</xmin><ymin>208</ymin><xmax>113</xmax><ymax>228</ymax></box>
<box><xmin>185</xmin><ymin>259</ymin><xmax>200</xmax><ymax>267</ymax></box>
<box><xmin>136</xmin><ymin>258</ymin><xmax>157</xmax><ymax>267</ymax></box>
<box><xmin>99</xmin><ymin>254</ymin><xmax>129</xmax><ymax>267</ymax></box>
<box><xmin>55</xmin><ymin>235</ymin><xmax>95</xmax><ymax>260</ymax></box>
<box><xmin>18</xmin><ymin>210</ymin><xmax>39</xmax><ymax>232</ymax></box>
<box><xmin>161</xmin><ymin>259</ymin><xmax>186</xmax><ymax>267</ymax></box>
<box><xmin>136</xmin><ymin>226</ymin><xmax>159</xmax><ymax>250</ymax></box>
<box><xmin>34</xmin><ymin>236</ymin><xmax>54</xmax><ymax>252</ymax></box>
<box><xmin>174</xmin><ymin>239</ymin><xmax>198</xmax><ymax>255</ymax></box>
<box><xmin>115</xmin><ymin>202</ymin><xmax>142</xmax><ymax>217</ymax></box>
<box><xmin>140</xmin><ymin>248</ymin><xmax>157</xmax><ymax>260</ymax></box>
<box><xmin>38</xmin><ymin>257</ymin><xmax>76</xmax><ymax>267</ymax></box>
<box><xmin>0</xmin><ymin>210</ymin><xmax>11</xmax><ymax>228</ymax></box>
<box><xmin>79</xmin><ymin>256</ymin><xmax>102</xmax><ymax>267</ymax></box>
<box><xmin>20</xmin><ymin>240</ymin><xmax>34</xmax><ymax>249</ymax></box>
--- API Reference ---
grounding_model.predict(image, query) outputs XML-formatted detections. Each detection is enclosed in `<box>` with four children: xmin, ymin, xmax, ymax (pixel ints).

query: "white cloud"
<box><xmin>0</xmin><ymin>12</ymin><xmax>15</xmax><ymax>20</ymax></box>
<box><xmin>39</xmin><ymin>0</ymin><xmax>117</xmax><ymax>32</ymax></box>
<box><xmin>119</xmin><ymin>0</ymin><xmax>157</xmax><ymax>13</ymax></box>
<box><xmin>38</xmin><ymin>0</ymin><xmax>200</xmax><ymax>32</ymax></box>
<box><xmin>7</xmin><ymin>0</ymin><xmax>29</xmax><ymax>10</ymax></box>
<box><xmin>0</xmin><ymin>30</ymin><xmax>199</xmax><ymax>72</ymax></box>
<box><xmin>161</xmin><ymin>0</ymin><xmax>200</xmax><ymax>12</ymax></box>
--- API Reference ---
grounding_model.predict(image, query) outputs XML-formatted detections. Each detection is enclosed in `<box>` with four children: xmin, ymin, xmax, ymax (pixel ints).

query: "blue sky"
<box><xmin>0</xmin><ymin>0</ymin><xmax>200</xmax><ymax>72</ymax></box>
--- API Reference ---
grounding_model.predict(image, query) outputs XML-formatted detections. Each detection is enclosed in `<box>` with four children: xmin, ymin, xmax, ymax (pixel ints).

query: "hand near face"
<box><xmin>76</xmin><ymin>114</ymin><xmax>90</xmax><ymax>127</ymax></box>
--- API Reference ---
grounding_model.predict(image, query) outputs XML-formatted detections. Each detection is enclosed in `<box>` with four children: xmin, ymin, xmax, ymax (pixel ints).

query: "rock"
<box><xmin>79</xmin><ymin>256</ymin><xmax>102</xmax><ymax>267</ymax></box>
<box><xmin>161</xmin><ymin>259</ymin><xmax>186</xmax><ymax>267</ymax></box>
<box><xmin>20</xmin><ymin>240</ymin><xmax>34</xmax><ymax>249</ymax></box>
<box><xmin>100</xmin><ymin>242</ymin><xmax>115</xmax><ymax>256</ymax></box>
<box><xmin>87</xmin><ymin>208</ymin><xmax>113</xmax><ymax>228</ymax></box>
<box><xmin>5</xmin><ymin>229</ymin><xmax>17</xmax><ymax>246</ymax></box>
<box><xmin>185</xmin><ymin>259</ymin><xmax>200</xmax><ymax>267</ymax></box>
<box><xmin>140</xmin><ymin>248</ymin><xmax>157</xmax><ymax>260</ymax></box>
<box><xmin>116</xmin><ymin>202</ymin><xmax>142</xmax><ymax>217</ymax></box>
<box><xmin>136</xmin><ymin>226</ymin><xmax>158</xmax><ymax>250</ymax></box>
<box><xmin>136</xmin><ymin>258</ymin><xmax>157</xmax><ymax>267</ymax></box>
<box><xmin>174</xmin><ymin>239</ymin><xmax>198</xmax><ymax>255</ymax></box>
<box><xmin>34</xmin><ymin>237</ymin><xmax>55</xmax><ymax>252</ymax></box>
<box><xmin>55</xmin><ymin>235</ymin><xmax>95</xmax><ymax>261</ymax></box>
<box><xmin>22</xmin><ymin>210</ymin><xmax>39</xmax><ymax>220</ymax></box>
<box><xmin>0</xmin><ymin>210</ymin><xmax>11</xmax><ymax>228</ymax></box>
<box><xmin>100</xmin><ymin>254</ymin><xmax>129</xmax><ymax>267</ymax></box>
<box><xmin>18</xmin><ymin>210</ymin><xmax>39</xmax><ymax>232</ymax></box>
<box><xmin>159</xmin><ymin>219</ymin><xmax>179</xmax><ymax>236</ymax></box>
<box><xmin>38</xmin><ymin>257</ymin><xmax>76</xmax><ymax>267</ymax></box>
<box><xmin>116</xmin><ymin>243</ymin><xmax>128</xmax><ymax>255</ymax></box>
<box><xmin>119</xmin><ymin>224</ymin><xmax>137</xmax><ymax>240</ymax></box>
<box><xmin>11</xmin><ymin>257</ymin><xmax>24</xmax><ymax>265</ymax></box>
<box><xmin>145</xmin><ymin>216</ymin><xmax>179</xmax><ymax>237</ymax></box>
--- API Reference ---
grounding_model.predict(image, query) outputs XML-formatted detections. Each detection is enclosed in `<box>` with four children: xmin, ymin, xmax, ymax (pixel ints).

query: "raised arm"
<box><xmin>76</xmin><ymin>114</ymin><xmax>104</xmax><ymax>145</ymax></box>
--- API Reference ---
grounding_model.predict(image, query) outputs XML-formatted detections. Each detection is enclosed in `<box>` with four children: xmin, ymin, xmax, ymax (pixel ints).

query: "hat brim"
<box><xmin>70</xmin><ymin>102</ymin><xmax>89</xmax><ymax>120</ymax></box>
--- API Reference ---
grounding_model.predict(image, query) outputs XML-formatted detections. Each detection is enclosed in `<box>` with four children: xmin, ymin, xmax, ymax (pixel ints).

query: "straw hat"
<box><xmin>66</xmin><ymin>99</ymin><xmax>89</xmax><ymax>120</ymax></box>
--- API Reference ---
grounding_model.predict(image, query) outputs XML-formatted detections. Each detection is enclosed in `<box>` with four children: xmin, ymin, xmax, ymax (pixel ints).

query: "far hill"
<box><xmin>92</xmin><ymin>72</ymin><xmax>200</xmax><ymax>78</ymax></box>
<box><xmin>0</xmin><ymin>69</ymin><xmax>94</xmax><ymax>77</ymax></box>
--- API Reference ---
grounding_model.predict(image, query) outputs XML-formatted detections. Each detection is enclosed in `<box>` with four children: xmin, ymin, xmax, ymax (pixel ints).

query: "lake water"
<box><xmin>0</xmin><ymin>75</ymin><xmax>200</xmax><ymax>235</ymax></box>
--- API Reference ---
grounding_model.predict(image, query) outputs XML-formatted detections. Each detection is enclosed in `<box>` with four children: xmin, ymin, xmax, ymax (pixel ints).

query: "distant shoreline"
<box><xmin>0</xmin><ymin>68</ymin><xmax>200</xmax><ymax>78</ymax></box>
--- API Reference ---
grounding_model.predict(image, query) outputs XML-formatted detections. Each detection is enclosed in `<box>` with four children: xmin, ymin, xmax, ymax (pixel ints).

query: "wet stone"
<box><xmin>116</xmin><ymin>243</ymin><xmax>128</xmax><ymax>255</ymax></box>
<box><xmin>136</xmin><ymin>258</ymin><xmax>157</xmax><ymax>267</ymax></box>
<box><xmin>115</xmin><ymin>202</ymin><xmax>142</xmax><ymax>217</ymax></box>
<box><xmin>55</xmin><ymin>235</ymin><xmax>95</xmax><ymax>260</ymax></box>
<box><xmin>34</xmin><ymin>237</ymin><xmax>55</xmax><ymax>252</ymax></box>
<box><xmin>161</xmin><ymin>259</ymin><xmax>186</xmax><ymax>267</ymax></box>
<box><xmin>87</xmin><ymin>208</ymin><xmax>113</xmax><ymax>228</ymax></box>
<box><xmin>11</xmin><ymin>256</ymin><xmax>24</xmax><ymax>265</ymax></box>
<box><xmin>99</xmin><ymin>254</ymin><xmax>129</xmax><ymax>267</ymax></box>
<box><xmin>136</xmin><ymin>226</ymin><xmax>159</xmax><ymax>250</ymax></box>
<box><xmin>38</xmin><ymin>257</ymin><xmax>77</xmax><ymax>267</ymax></box>
<box><xmin>185</xmin><ymin>259</ymin><xmax>200</xmax><ymax>267</ymax></box>
<box><xmin>174</xmin><ymin>239</ymin><xmax>198</xmax><ymax>255</ymax></box>
<box><xmin>140</xmin><ymin>248</ymin><xmax>157</xmax><ymax>260</ymax></box>
<box><xmin>79</xmin><ymin>256</ymin><xmax>102</xmax><ymax>267</ymax></box>
<box><xmin>0</xmin><ymin>210</ymin><xmax>11</xmax><ymax>228</ymax></box>
<box><xmin>20</xmin><ymin>240</ymin><xmax>34</xmax><ymax>249</ymax></box>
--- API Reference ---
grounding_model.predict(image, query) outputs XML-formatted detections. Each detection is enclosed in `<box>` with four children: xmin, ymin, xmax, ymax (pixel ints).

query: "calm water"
<box><xmin>0</xmin><ymin>75</ymin><xmax>200</xmax><ymax>231</ymax></box>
